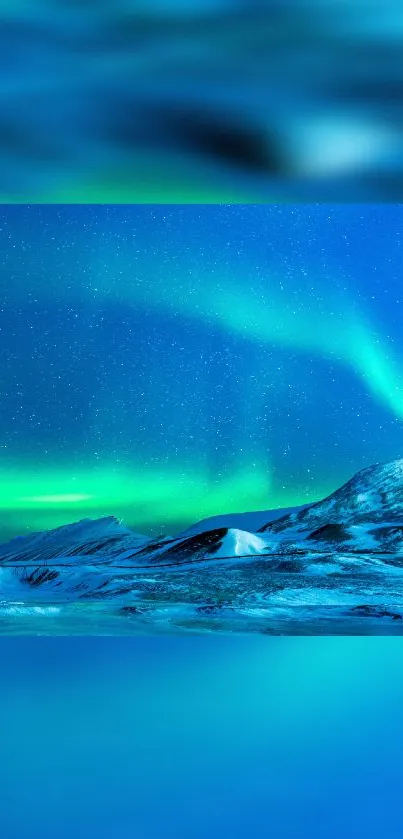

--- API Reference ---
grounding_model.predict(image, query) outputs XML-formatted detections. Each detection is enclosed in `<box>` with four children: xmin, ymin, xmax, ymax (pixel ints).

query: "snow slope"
<box><xmin>258</xmin><ymin>458</ymin><xmax>403</xmax><ymax>554</ymax></box>
<box><xmin>0</xmin><ymin>516</ymin><xmax>151</xmax><ymax>566</ymax></box>
<box><xmin>180</xmin><ymin>505</ymin><xmax>307</xmax><ymax>537</ymax></box>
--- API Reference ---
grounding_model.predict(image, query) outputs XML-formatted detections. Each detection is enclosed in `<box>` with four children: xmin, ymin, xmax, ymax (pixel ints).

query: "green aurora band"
<box><xmin>0</xmin><ymin>463</ymin><xmax>302</xmax><ymax>537</ymax></box>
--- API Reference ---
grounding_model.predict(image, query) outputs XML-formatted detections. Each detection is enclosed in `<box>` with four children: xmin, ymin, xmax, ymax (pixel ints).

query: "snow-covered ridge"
<box><xmin>1</xmin><ymin>457</ymin><xmax>403</xmax><ymax>574</ymax></box>
<box><xmin>259</xmin><ymin>457</ymin><xmax>403</xmax><ymax>538</ymax></box>
<box><xmin>0</xmin><ymin>516</ymin><xmax>151</xmax><ymax>566</ymax></box>
<box><xmin>180</xmin><ymin>504</ymin><xmax>308</xmax><ymax>537</ymax></box>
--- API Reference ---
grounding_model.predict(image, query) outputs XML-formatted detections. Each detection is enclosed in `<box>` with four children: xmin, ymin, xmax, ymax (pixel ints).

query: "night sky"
<box><xmin>1</xmin><ymin>204</ymin><xmax>403</xmax><ymax>541</ymax></box>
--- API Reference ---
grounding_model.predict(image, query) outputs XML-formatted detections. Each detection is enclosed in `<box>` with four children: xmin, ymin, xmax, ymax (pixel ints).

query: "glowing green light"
<box><xmin>18</xmin><ymin>494</ymin><xmax>93</xmax><ymax>505</ymax></box>
<box><xmin>0</xmin><ymin>464</ymin><xmax>277</xmax><ymax>535</ymax></box>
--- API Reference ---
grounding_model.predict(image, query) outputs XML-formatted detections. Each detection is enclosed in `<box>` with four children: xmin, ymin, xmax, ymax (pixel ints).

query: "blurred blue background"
<box><xmin>2</xmin><ymin>1</ymin><xmax>403</xmax><ymax>201</ymax></box>
<box><xmin>1</xmin><ymin>637</ymin><xmax>403</xmax><ymax>838</ymax></box>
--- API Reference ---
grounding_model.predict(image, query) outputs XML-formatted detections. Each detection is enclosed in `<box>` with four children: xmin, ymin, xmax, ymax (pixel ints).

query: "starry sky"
<box><xmin>1</xmin><ymin>204</ymin><xmax>403</xmax><ymax>541</ymax></box>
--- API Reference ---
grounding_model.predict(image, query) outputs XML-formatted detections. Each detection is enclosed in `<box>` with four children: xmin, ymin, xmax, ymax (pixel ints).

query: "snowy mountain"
<box><xmin>1</xmin><ymin>458</ymin><xmax>403</xmax><ymax>571</ymax></box>
<box><xmin>180</xmin><ymin>505</ymin><xmax>308</xmax><ymax>537</ymax></box>
<box><xmin>1</xmin><ymin>457</ymin><xmax>403</xmax><ymax>634</ymax></box>
<box><xmin>258</xmin><ymin>458</ymin><xmax>403</xmax><ymax>555</ymax></box>
<box><xmin>130</xmin><ymin>526</ymin><xmax>269</xmax><ymax>566</ymax></box>
<box><xmin>0</xmin><ymin>516</ymin><xmax>151</xmax><ymax>566</ymax></box>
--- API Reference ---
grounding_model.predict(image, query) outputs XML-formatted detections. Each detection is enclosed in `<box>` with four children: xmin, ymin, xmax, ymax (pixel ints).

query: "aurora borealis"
<box><xmin>1</xmin><ymin>203</ymin><xmax>403</xmax><ymax>541</ymax></box>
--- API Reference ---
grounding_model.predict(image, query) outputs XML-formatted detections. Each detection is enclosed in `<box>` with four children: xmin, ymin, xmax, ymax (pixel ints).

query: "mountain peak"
<box><xmin>259</xmin><ymin>456</ymin><xmax>403</xmax><ymax>533</ymax></box>
<box><xmin>0</xmin><ymin>515</ymin><xmax>150</xmax><ymax>565</ymax></box>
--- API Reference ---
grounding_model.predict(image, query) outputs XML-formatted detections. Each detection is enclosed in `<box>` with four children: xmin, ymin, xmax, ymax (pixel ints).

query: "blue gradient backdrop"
<box><xmin>1</xmin><ymin>638</ymin><xmax>403</xmax><ymax>838</ymax></box>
